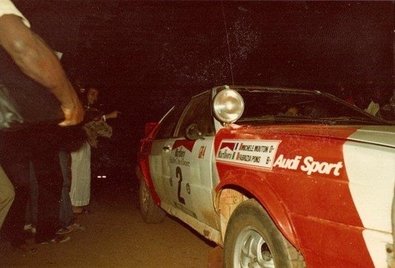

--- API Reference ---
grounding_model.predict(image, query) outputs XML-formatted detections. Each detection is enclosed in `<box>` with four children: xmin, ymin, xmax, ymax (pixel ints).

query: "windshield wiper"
<box><xmin>238</xmin><ymin>115</ymin><xmax>321</xmax><ymax>123</ymax></box>
<box><xmin>319</xmin><ymin>116</ymin><xmax>384</xmax><ymax>125</ymax></box>
<box><xmin>237</xmin><ymin>115</ymin><xmax>387</xmax><ymax>125</ymax></box>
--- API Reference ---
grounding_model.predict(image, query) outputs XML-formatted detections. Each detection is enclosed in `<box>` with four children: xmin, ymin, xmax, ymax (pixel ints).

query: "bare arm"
<box><xmin>0</xmin><ymin>14</ymin><xmax>84</xmax><ymax>126</ymax></box>
<box><xmin>104</xmin><ymin>110</ymin><xmax>120</xmax><ymax>120</ymax></box>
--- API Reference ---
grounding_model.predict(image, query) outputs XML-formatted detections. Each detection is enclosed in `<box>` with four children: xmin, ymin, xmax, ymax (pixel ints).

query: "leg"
<box><xmin>70</xmin><ymin>142</ymin><xmax>91</xmax><ymax>209</ymax></box>
<box><xmin>0</xmin><ymin>165</ymin><xmax>14</xmax><ymax>230</ymax></box>
<box><xmin>32</xmin><ymin>148</ymin><xmax>63</xmax><ymax>243</ymax></box>
<box><xmin>58</xmin><ymin>150</ymin><xmax>73</xmax><ymax>228</ymax></box>
<box><xmin>0</xmin><ymin>154</ymin><xmax>30</xmax><ymax>246</ymax></box>
<box><xmin>24</xmin><ymin>161</ymin><xmax>38</xmax><ymax>231</ymax></box>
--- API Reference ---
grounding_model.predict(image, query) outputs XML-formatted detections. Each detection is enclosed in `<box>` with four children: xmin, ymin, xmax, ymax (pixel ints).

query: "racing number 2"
<box><xmin>176</xmin><ymin>166</ymin><xmax>186</xmax><ymax>204</ymax></box>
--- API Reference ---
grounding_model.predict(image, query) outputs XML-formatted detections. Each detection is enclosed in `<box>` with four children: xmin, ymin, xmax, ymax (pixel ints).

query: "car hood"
<box><xmin>227</xmin><ymin>124</ymin><xmax>395</xmax><ymax>148</ymax></box>
<box><xmin>347</xmin><ymin>125</ymin><xmax>395</xmax><ymax>148</ymax></box>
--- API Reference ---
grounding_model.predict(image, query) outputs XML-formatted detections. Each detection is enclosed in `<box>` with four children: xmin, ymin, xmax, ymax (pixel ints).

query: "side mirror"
<box><xmin>185</xmin><ymin>123</ymin><xmax>204</xmax><ymax>140</ymax></box>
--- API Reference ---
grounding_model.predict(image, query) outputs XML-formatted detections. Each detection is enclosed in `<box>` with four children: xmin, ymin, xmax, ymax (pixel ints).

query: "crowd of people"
<box><xmin>337</xmin><ymin>83</ymin><xmax>395</xmax><ymax>121</ymax></box>
<box><xmin>0</xmin><ymin>0</ymin><xmax>118</xmax><ymax>253</ymax></box>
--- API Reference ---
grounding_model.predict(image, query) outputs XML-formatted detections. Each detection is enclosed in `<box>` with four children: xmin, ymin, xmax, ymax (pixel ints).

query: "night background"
<box><xmin>13</xmin><ymin>0</ymin><xmax>395</xmax><ymax>180</ymax></box>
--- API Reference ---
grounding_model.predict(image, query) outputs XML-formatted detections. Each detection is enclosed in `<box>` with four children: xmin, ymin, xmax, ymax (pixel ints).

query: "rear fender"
<box><xmin>137</xmin><ymin>160</ymin><xmax>162</xmax><ymax>205</ymax></box>
<box><xmin>137</xmin><ymin>137</ymin><xmax>161</xmax><ymax>205</ymax></box>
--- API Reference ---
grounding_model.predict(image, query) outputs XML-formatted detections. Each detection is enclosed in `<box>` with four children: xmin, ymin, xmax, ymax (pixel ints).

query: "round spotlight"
<box><xmin>213</xmin><ymin>88</ymin><xmax>244</xmax><ymax>124</ymax></box>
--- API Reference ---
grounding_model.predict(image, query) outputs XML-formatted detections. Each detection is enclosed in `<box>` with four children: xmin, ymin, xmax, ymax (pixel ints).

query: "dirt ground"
<box><xmin>0</xmin><ymin>176</ymin><xmax>221</xmax><ymax>267</ymax></box>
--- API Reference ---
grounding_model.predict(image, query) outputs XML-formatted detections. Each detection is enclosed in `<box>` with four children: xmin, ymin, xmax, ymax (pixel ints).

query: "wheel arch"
<box><xmin>136</xmin><ymin>160</ymin><xmax>161</xmax><ymax>205</ymax></box>
<box><xmin>215</xmin><ymin>175</ymin><xmax>300</xmax><ymax>249</ymax></box>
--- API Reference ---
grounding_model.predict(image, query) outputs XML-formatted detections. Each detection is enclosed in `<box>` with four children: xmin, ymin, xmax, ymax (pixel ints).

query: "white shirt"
<box><xmin>0</xmin><ymin>0</ymin><xmax>30</xmax><ymax>27</ymax></box>
<box><xmin>365</xmin><ymin>100</ymin><xmax>380</xmax><ymax>116</ymax></box>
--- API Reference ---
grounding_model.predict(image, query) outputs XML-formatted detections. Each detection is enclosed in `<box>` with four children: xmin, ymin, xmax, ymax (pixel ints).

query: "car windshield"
<box><xmin>236</xmin><ymin>89</ymin><xmax>385</xmax><ymax>125</ymax></box>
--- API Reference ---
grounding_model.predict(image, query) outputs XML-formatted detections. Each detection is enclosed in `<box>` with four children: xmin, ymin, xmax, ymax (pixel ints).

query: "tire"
<box><xmin>139</xmin><ymin>179</ymin><xmax>166</xmax><ymax>223</ymax></box>
<box><xmin>224</xmin><ymin>199</ymin><xmax>305</xmax><ymax>268</ymax></box>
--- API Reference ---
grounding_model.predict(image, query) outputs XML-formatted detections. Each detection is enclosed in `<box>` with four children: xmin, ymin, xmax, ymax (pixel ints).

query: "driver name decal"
<box><xmin>216</xmin><ymin>139</ymin><xmax>280</xmax><ymax>168</ymax></box>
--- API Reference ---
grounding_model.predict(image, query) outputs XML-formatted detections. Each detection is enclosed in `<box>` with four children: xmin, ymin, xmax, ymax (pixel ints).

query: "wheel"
<box><xmin>139</xmin><ymin>179</ymin><xmax>166</xmax><ymax>223</ymax></box>
<box><xmin>224</xmin><ymin>199</ymin><xmax>305</xmax><ymax>268</ymax></box>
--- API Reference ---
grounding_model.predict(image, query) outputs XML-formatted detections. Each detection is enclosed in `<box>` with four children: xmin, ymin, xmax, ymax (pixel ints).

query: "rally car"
<box><xmin>136</xmin><ymin>85</ymin><xmax>395</xmax><ymax>267</ymax></box>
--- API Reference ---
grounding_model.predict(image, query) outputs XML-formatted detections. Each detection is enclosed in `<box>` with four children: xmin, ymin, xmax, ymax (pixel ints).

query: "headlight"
<box><xmin>213</xmin><ymin>88</ymin><xmax>244</xmax><ymax>124</ymax></box>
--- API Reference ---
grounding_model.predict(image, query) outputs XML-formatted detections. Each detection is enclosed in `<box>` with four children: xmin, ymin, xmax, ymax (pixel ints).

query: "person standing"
<box><xmin>365</xmin><ymin>87</ymin><xmax>383</xmax><ymax>117</ymax></box>
<box><xmin>0</xmin><ymin>166</ymin><xmax>14</xmax><ymax>230</ymax></box>
<box><xmin>57</xmin><ymin>149</ymin><xmax>84</xmax><ymax>234</ymax></box>
<box><xmin>71</xmin><ymin>87</ymin><xmax>118</xmax><ymax>214</ymax></box>
<box><xmin>0</xmin><ymin>0</ymin><xmax>83</xmax><ymax>246</ymax></box>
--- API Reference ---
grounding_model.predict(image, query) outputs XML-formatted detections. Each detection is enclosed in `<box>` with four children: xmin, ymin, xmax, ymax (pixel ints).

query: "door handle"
<box><xmin>162</xmin><ymin>145</ymin><xmax>171</xmax><ymax>151</ymax></box>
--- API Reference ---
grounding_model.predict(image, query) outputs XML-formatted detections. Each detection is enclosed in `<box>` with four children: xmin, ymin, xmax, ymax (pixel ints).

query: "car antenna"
<box><xmin>221</xmin><ymin>1</ymin><xmax>235</xmax><ymax>85</ymax></box>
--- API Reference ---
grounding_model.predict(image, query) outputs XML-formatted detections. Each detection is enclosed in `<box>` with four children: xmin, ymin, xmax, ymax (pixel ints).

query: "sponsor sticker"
<box><xmin>170</xmin><ymin>141</ymin><xmax>194</xmax><ymax>167</ymax></box>
<box><xmin>216</xmin><ymin>139</ymin><xmax>280</xmax><ymax>168</ymax></box>
<box><xmin>170</xmin><ymin>147</ymin><xmax>191</xmax><ymax>167</ymax></box>
<box><xmin>273</xmin><ymin>154</ymin><xmax>343</xmax><ymax>176</ymax></box>
<box><xmin>198</xmin><ymin>146</ymin><xmax>206</xmax><ymax>159</ymax></box>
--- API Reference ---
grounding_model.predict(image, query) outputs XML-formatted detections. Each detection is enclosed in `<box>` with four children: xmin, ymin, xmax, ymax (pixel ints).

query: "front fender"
<box><xmin>216</xmin><ymin>169</ymin><xmax>300</xmax><ymax>250</ymax></box>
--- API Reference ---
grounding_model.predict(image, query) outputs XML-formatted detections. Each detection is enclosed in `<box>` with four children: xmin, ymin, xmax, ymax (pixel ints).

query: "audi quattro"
<box><xmin>136</xmin><ymin>85</ymin><xmax>395</xmax><ymax>267</ymax></box>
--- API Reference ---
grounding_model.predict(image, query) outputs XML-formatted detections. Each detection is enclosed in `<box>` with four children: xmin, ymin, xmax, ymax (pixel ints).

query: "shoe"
<box><xmin>56</xmin><ymin>227</ymin><xmax>72</xmax><ymax>235</ymax></box>
<box><xmin>56</xmin><ymin>223</ymin><xmax>86</xmax><ymax>235</ymax></box>
<box><xmin>69</xmin><ymin>223</ymin><xmax>86</xmax><ymax>231</ymax></box>
<box><xmin>40</xmin><ymin>234</ymin><xmax>70</xmax><ymax>244</ymax></box>
<box><xmin>23</xmin><ymin>224</ymin><xmax>32</xmax><ymax>231</ymax></box>
<box><xmin>24</xmin><ymin>224</ymin><xmax>37</xmax><ymax>234</ymax></box>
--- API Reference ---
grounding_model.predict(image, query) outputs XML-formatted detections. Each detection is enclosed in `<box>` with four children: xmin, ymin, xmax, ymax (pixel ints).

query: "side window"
<box><xmin>176</xmin><ymin>92</ymin><xmax>214</xmax><ymax>137</ymax></box>
<box><xmin>156</xmin><ymin>105</ymin><xmax>185</xmax><ymax>139</ymax></box>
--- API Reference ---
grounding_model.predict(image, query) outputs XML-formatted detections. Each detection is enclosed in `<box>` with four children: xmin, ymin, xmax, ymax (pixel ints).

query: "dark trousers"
<box><xmin>30</xmin><ymin>135</ymin><xmax>63</xmax><ymax>243</ymax></box>
<box><xmin>0</xmin><ymin>128</ymin><xmax>64</xmax><ymax>244</ymax></box>
<box><xmin>0</xmin><ymin>125</ymin><xmax>85</xmax><ymax>244</ymax></box>
<box><xmin>59</xmin><ymin>151</ymin><xmax>74</xmax><ymax>228</ymax></box>
<box><xmin>0</xmin><ymin>153</ymin><xmax>30</xmax><ymax>246</ymax></box>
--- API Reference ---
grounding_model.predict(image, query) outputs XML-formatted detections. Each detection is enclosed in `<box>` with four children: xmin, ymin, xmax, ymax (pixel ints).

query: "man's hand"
<box><xmin>59</xmin><ymin>100</ymin><xmax>84</xmax><ymax>127</ymax></box>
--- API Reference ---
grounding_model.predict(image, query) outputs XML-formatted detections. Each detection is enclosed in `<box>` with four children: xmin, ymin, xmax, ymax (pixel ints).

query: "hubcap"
<box><xmin>234</xmin><ymin>227</ymin><xmax>274</xmax><ymax>268</ymax></box>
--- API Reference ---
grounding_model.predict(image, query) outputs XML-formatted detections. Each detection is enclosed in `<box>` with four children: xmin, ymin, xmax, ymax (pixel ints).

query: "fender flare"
<box><xmin>136</xmin><ymin>159</ymin><xmax>161</xmax><ymax>205</ymax></box>
<box><xmin>216</xmin><ymin>172</ymin><xmax>300</xmax><ymax>250</ymax></box>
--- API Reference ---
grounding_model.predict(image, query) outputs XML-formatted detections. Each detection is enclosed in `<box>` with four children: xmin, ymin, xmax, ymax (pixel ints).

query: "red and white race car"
<box><xmin>136</xmin><ymin>85</ymin><xmax>395</xmax><ymax>267</ymax></box>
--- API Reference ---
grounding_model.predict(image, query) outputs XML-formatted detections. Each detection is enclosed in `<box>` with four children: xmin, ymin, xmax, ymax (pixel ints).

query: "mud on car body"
<box><xmin>136</xmin><ymin>85</ymin><xmax>395</xmax><ymax>267</ymax></box>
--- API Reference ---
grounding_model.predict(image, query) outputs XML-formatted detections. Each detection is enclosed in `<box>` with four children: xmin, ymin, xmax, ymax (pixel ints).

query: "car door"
<box><xmin>167</xmin><ymin>91</ymin><xmax>219</xmax><ymax>228</ymax></box>
<box><xmin>148</xmin><ymin>105</ymin><xmax>186</xmax><ymax>207</ymax></box>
